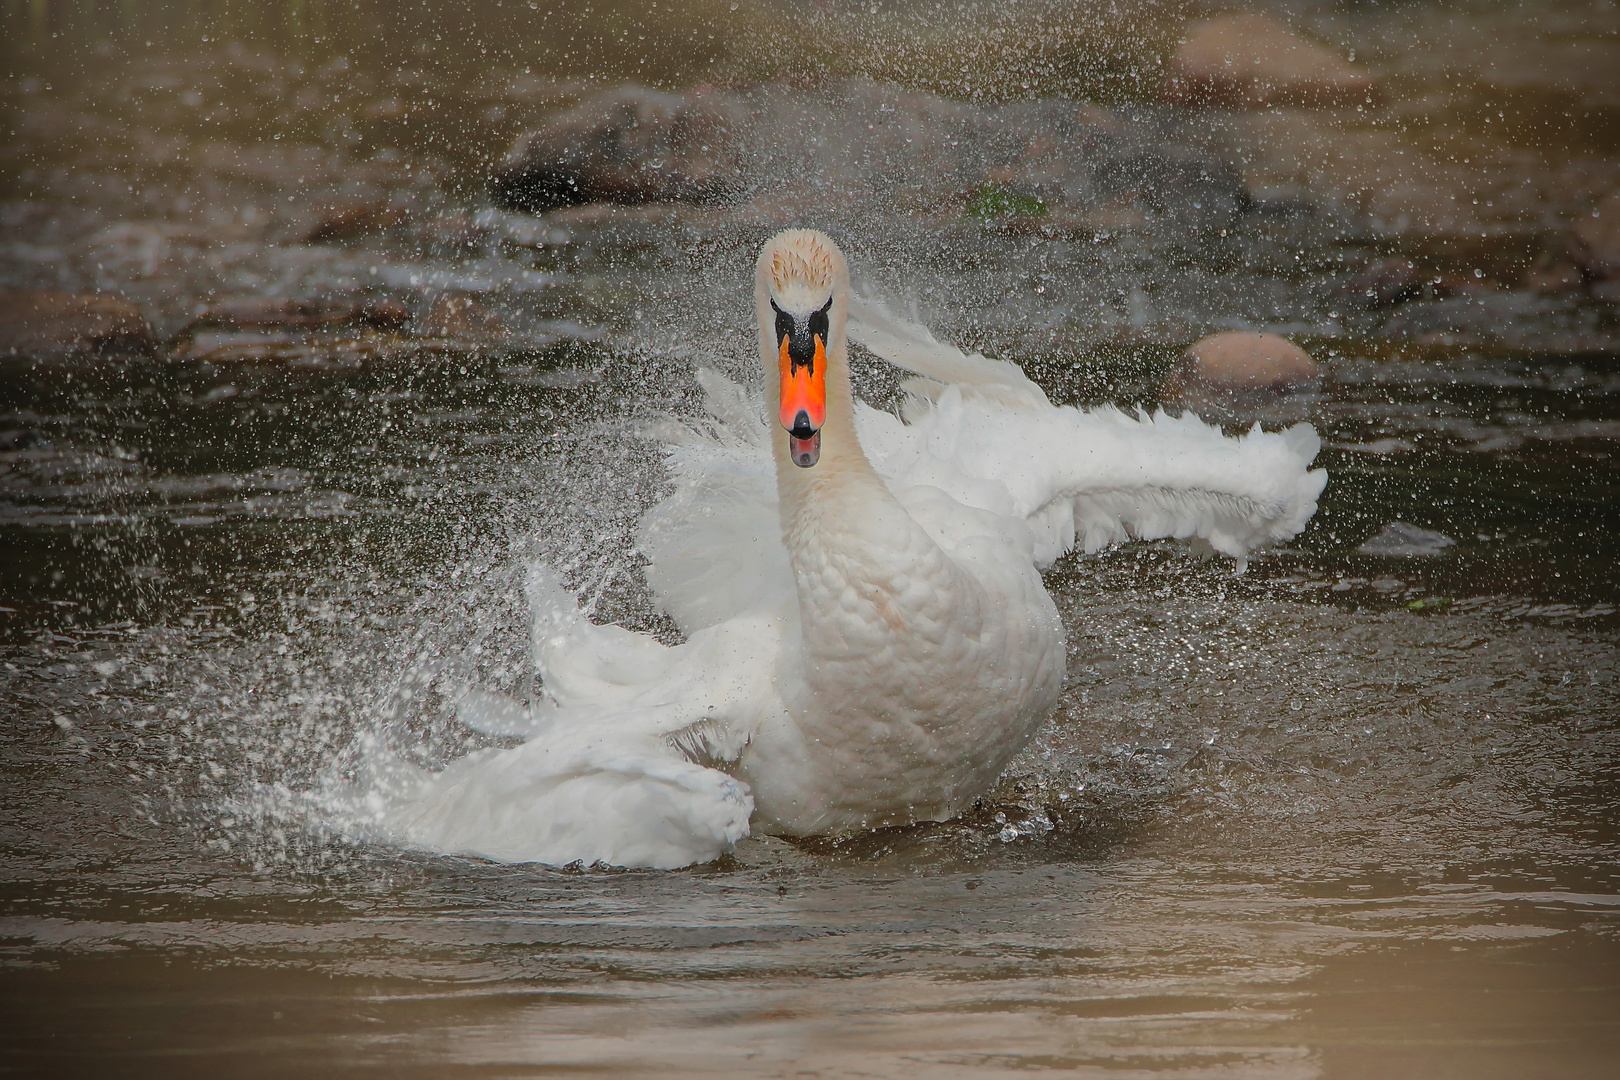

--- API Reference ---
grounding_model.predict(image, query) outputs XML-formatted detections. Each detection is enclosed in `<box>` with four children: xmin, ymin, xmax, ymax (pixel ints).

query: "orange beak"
<box><xmin>778</xmin><ymin>330</ymin><xmax>825</xmax><ymax>468</ymax></box>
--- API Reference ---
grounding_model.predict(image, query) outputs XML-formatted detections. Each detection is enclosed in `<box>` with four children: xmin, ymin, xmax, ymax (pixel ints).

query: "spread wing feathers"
<box><xmin>383</xmin><ymin>562</ymin><xmax>773</xmax><ymax>867</ymax></box>
<box><xmin>524</xmin><ymin>562</ymin><xmax>777</xmax><ymax>762</ymax></box>
<box><xmin>636</xmin><ymin>368</ymin><xmax>793</xmax><ymax>633</ymax></box>
<box><xmin>525</xmin><ymin>562</ymin><xmax>682</xmax><ymax>711</ymax></box>
<box><xmin>846</xmin><ymin>298</ymin><xmax>1327</xmax><ymax>569</ymax></box>
<box><xmin>848</xmin><ymin>294</ymin><xmax>1050</xmax><ymax>408</ymax></box>
<box><xmin>861</xmin><ymin>385</ymin><xmax>1326</xmax><ymax>569</ymax></box>
<box><xmin>389</xmin><ymin>724</ymin><xmax>753</xmax><ymax>869</ymax></box>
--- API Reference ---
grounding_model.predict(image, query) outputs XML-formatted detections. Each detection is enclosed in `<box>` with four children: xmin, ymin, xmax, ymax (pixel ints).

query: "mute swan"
<box><xmin>379</xmin><ymin>229</ymin><xmax>1327</xmax><ymax>868</ymax></box>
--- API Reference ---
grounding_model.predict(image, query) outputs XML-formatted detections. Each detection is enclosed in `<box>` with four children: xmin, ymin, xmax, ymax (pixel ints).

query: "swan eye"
<box><xmin>771</xmin><ymin>300</ymin><xmax>793</xmax><ymax>349</ymax></box>
<box><xmin>807</xmin><ymin>298</ymin><xmax>830</xmax><ymax>345</ymax></box>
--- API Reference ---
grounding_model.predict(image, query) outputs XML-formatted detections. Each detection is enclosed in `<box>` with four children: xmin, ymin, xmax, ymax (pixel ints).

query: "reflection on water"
<box><xmin>2</xmin><ymin>0</ymin><xmax>1619</xmax><ymax>1075</ymax></box>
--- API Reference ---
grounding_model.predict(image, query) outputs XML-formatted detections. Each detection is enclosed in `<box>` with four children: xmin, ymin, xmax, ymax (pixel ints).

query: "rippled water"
<box><xmin>3</xmin><ymin>1</ymin><xmax>1619</xmax><ymax>1075</ymax></box>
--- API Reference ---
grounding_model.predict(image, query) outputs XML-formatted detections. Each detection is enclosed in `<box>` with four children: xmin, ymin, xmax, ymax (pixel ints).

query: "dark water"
<box><xmin>2</xmin><ymin>1</ymin><xmax>1619</xmax><ymax>1076</ymax></box>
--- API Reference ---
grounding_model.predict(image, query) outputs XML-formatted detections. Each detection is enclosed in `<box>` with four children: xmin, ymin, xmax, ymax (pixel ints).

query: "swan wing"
<box><xmin>849</xmin><ymin>294</ymin><xmax>1050</xmax><ymax>407</ymax></box>
<box><xmin>387</xmin><ymin>564</ymin><xmax>783</xmax><ymax>867</ymax></box>
<box><xmin>851</xmin><ymin>306</ymin><xmax>1326</xmax><ymax>569</ymax></box>
<box><xmin>526</xmin><ymin>562</ymin><xmax>782</xmax><ymax>756</ymax></box>
<box><xmin>949</xmin><ymin>394</ymin><xmax>1324</xmax><ymax>568</ymax></box>
<box><xmin>635</xmin><ymin>368</ymin><xmax>793</xmax><ymax>633</ymax></box>
<box><xmin>391</xmin><ymin>723</ymin><xmax>753</xmax><ymax>868</ymax></box>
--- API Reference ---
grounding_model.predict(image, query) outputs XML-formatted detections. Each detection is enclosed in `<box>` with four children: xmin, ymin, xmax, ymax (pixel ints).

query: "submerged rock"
<box><xmin>1162</xmin><ymin>13</ymin><xmax>1379</xmax><ymax>109</ymax></box>
<box><xmin>1162</xmin><ymin>331</ymin><xmax>1322</xmax><ymax>408</ymax></box>
<box><xmin>1346</xmin><ymin>257</ymin><xmax>1422</xmax><ymax>309</ymax></box>
<box><xmin>184</xmin><ymin>298</ymin><xmax>410</xmax><ymax>333</ymax></box>
<box><xmin>354</xmin><ymin>298</ymin><xmax>413</xmax><ymax>331</ymax></box>
<box><xmin>304</xmin><ymin>203</ymin><xmax>410</xmax><ymax>243</ymax></box>
<box><xmin>171</xmin><ymin>297</ymin><xmax>414</xmax><ymax>365</ymax></box>
<box><xmin>492</xmin><ymin>86</ymin><xmax>746</xmax><ymax>211</ymax></box>
<box><xmin>0</xmin><ymin>428</ymin><xmax>47</xmax><ymax>452</ymax></box>
<box><xmin>1356</xmin><ymin>522</ymin><xmax>1456</xmax><ymax>558</ymax></box>
<box><xmin>0</xmin><ymin>292</ymin><xmax>155</xmax><ymax>361</ymax></box>
<box><xmin>492</xmin><ymin>78</ymin><xmax>1235</xmax><ymax>241</ymax></box>
<box><xmin>419</xmin><ymin>294</ymin><xmax>507</xmax><ymax>339</ymax></box>
<box><xmin>1522</xmin><ymin>249</ymin><xmax>1586</xmax><ymax>294</ymax></box>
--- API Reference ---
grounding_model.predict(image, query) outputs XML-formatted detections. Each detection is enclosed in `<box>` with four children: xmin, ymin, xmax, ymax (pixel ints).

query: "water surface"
<box><xmin>2</xmin><ymin>2</ymin><xmax>1618</xmax><ymax>1075</ymax></box>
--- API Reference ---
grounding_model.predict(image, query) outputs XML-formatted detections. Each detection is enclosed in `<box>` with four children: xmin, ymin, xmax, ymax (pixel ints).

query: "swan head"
<box><xmin>757</xmin><ymin>229</ymin><xmax>847</xmax><ymax>469</ymax></box>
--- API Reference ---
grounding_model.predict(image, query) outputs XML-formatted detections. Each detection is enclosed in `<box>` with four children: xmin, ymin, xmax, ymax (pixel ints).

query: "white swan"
<box><xmin>377</xmin><ymin>229</ymin><xmax>1327</xmax><ymax>868</ymax></box>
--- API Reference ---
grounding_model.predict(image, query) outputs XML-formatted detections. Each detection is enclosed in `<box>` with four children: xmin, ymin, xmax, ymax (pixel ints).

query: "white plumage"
<box><xmin>379</xmin><ymin>230</ymin><xmax>1327</xmax><ymax>868</ymax></box>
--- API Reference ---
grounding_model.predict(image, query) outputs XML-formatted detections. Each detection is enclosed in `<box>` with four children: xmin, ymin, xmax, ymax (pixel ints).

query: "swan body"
<box><xmin>379</xmin><ymin>230</ymin><xmax>1327</xmax><ymax>868</ymax></box>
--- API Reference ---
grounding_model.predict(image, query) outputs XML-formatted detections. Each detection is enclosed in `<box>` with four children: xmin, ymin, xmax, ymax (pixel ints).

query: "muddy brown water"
<box><xmin>2</xmin><ymin>2</ymin><xmax>1619</xmax><ymax>1076</ymax></box>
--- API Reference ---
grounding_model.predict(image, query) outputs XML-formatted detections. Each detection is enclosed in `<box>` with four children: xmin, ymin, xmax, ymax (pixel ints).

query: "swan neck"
<box><xmin>755</xmin><ymin>256</ymin><xmax>887</xmax><ymax>515</ymax></box>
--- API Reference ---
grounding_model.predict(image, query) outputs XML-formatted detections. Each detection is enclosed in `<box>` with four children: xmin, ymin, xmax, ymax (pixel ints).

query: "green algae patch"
<box><xmin>967</xmin><ymin>182</ymin><xmax>1048</xmax><ymax>221</ymax></box>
